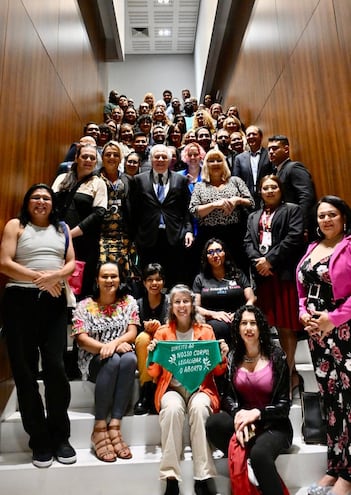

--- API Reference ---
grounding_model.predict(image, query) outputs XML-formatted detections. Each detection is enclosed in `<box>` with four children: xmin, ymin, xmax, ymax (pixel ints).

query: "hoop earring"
<box><xmin>316</xmin><ymin>226</ymin><xmax>322</xmax><ymax>238</ymax></box>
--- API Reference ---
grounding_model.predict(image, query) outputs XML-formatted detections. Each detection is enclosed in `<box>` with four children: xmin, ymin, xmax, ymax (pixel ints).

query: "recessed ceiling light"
<box><xmin>157</xmin><ymin>0</ymin><xmax>170</xmax><ymax>4</ymax></box>
<box><xmin>158</xmin><ymin>28</ymin><xmax>171</xmax><ymax>36</ymax></box>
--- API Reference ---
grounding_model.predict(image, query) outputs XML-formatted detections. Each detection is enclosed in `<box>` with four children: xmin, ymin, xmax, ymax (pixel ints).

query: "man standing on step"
<box><xmin>131</xmin><ymin>144</ymin><xmax>194</xmax><ymax>290</ymax></box>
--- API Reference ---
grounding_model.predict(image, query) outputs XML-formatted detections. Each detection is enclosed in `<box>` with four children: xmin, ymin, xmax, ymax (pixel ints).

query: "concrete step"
<box><xmin>0</xmin><ymin>439</ymin><xmax>325</xmax><ymax>495</ymax></box>
<box><xmin>0</xmin><ymin>338</ymin><xmax>325</xmax><ymax>495</ymax></box>
<box><xmin>0</xmin><ymin>399</ymin><xmax>311</xmax><ymax>454</ymax></box>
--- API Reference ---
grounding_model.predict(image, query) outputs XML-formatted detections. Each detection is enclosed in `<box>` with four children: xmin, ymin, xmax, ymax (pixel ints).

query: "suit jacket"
<box><xmin>132</xmin><ymin>170</ymin><xmax>193</xmax><ymax>248</ymax></box>
<box><xmin>296</xmin><ymin>235</ymin><xmax>351</xmax><ymax>327</ymax></box>
<box><xmin>276</xmin><ymin>159</ymin><xmax>316</xmax><ymax>230</ymax></box>
<box><xmin>244</xmin><ymin>202</ymin><xmax>305</xmax><ymax>281</ymax></box>
<box><xmin>233</xmin><ymin>148</ymin><xmax>273</xmax><ymax>208</ymax></box>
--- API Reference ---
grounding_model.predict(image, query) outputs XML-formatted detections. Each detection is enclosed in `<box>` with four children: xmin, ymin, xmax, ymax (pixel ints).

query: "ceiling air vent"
<box><xmin>132</xmin><ymin>27</ymin><xmax>149</xmax><ymax>38</ymax></box>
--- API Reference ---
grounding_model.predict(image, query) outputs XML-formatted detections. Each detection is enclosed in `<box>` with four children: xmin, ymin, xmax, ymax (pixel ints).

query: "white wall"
<box><xmin>194</xmin><ymin>0</ymin><xmax>218</xmax><ymax>98</ymax></box>
<box><xmin>107</xmin><ymin>54</ymin><xmax>195</xmax><ymax>105</ymax></box>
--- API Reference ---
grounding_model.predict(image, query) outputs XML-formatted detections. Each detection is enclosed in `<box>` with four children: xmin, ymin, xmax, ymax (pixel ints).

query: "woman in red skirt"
<box><xmin>244</xmin><ymin>175</ymin><xmax>305</xmax><ymax>395</ymax></box>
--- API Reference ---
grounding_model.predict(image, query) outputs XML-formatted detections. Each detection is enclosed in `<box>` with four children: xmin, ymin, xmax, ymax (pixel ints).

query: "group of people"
<box><xmin>0</xmin><ymin>87</ymin><xmax>351</xmax><ymax>495</ymax></box>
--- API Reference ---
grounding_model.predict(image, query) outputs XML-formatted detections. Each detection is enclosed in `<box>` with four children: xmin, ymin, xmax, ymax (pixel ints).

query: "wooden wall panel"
<box><xmin>0</xmin><ymin>0</ymin><xmax>107</xmax><ymax>385</ymax></box>
<box><xmin>0</xmin><ymin>0</ymin><xmax>9</xmax><ymax>88</ymax></box>
<box><xmin>223</xmin><ymin>0</ymin><xmax>351</xmax><ymax>204</ymax></box>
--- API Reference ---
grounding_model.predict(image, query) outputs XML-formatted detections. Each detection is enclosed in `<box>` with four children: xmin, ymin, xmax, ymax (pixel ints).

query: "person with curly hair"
<box><xmin>206</xmin><ymin>305</ymin><xmax>292</xmax><ymax>495</ymax></box>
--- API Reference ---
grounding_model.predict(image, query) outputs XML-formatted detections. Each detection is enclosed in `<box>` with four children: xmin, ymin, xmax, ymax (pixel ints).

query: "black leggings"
<box><xmin>206</xmin><ymin>411</ymin><xmax>291</xmax><ymax>495</ymax></box>
<box><xmin>3</xmin><ymin>287</ymin><xmax>70</xmax><ymax>451</ymax></box>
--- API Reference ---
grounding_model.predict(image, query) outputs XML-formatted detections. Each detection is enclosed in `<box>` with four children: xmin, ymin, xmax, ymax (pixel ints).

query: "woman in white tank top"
<box><xmin>0</xmin><ymin>183</ymin><xmax>76</xmax><ymax>468</ymax></box>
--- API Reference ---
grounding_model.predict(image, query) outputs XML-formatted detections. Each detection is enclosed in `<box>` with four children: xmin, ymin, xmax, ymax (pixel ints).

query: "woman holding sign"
<box><xmin>147</xmin><ymin>284</ymin><xmax>229</xmax><ymax>495</ymax></box>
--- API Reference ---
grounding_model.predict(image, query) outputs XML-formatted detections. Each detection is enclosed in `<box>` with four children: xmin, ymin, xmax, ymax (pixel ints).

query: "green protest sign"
<box><xmin>147</xmin><ymin>340</ymin><xmax>221</xmax><ymax>393</ymax></box>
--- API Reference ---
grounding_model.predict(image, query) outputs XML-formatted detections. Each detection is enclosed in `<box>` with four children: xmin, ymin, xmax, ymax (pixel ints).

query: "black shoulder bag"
<box><xmin>301</xmin><ymin>391</ymin><xmax>327</xmax><ymax>445</ymax></box>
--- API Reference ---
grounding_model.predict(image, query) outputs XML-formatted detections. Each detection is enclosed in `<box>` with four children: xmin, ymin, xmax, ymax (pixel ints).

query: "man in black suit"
<box><xmin>267</xmin><ymin>134</ymin><xmax>316</xmax><ymax>239</ymax></box>
<box><xmin>233</xmin><ymin>125</ymin><xmax>273</xmax><ymax>208</ymax></box>
<box><xmin>215</xmin><ymin>128</ymin><xmax>236</xmax><ymax>172</ymax></box>
<box><xmin>131</xmin><ymin>144</ymin><xmax>194</xmax><ymax>289</ymax></box>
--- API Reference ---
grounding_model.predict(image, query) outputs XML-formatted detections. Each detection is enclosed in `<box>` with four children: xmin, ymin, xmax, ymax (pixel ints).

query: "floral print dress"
<box><xmin>298</xmin><ymin>255</ymin><xmax>351</xmax><ymax>479</ymax></box>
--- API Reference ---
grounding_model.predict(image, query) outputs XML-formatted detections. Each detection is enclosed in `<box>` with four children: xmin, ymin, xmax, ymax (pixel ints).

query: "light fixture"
<box><xmin>157</xmin><ymin>0</ymin><xmax>170</xmax><ymax>4</ymax></box>
<box><xmin>158</xmin><ymin>28</ymin><xmax>171</xmax><ymax>36</ymax></box>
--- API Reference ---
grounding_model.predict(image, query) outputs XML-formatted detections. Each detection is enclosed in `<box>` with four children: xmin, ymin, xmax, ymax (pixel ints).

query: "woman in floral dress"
<box><xmin>296</xmin><ymin>195</ymin><xmax>351</xmax><ymax>495</ymax></box>
<box><xmin>99</xmin><ymin>141</ymin><xmax>137</xmax><ymax>285</ymax></box>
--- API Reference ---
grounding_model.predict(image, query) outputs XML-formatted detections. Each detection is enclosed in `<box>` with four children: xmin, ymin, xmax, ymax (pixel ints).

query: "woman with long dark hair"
<box><xmin>296</xmin><ymin>195</ymin><xmax>351</xmax><ymax>495</ymax></box>
<box><xmin>193</xmin><ymin>238</ymin><xmax>255</xmax><ymax>344</ymax></box>
<box><xmin>52</xmin><ymin>143</ymin><xmax>107</xmax><ymax>297</ymax></box>
<box><xmin>206</xmin><ymin>305</ymin><xmax>292</xmax><ymax>495</ymax></box>
<box><xmin>0</xmin><ymin>183</ymin><xmax>76</xmax><ymax>468</ymax></box>
<box><xmin>245</xmin><ymin>174</ymin><xmax>305</xmax><ymax>395</ymax></box>
<box><xmin>72</xmin><ymin>262</ymin><xmax>139</xmax><ymax>463</ymax></box>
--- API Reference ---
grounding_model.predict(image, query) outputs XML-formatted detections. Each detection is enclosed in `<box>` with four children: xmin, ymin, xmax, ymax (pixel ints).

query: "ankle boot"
<box><xmin>164</xmin><ymin>478</ymin><xmax>179</xmax><ymax>495</ymax></box>
<box><xmin>133</xmin><ymin>384</ymin><xmax>148</xmax><ymax>415</ymax></box>
<box><xmin>194</xmin><ymin>478</ymin><xmax>218</xmax><ymax>495</ymax></box>
<box><xmin>144</xmin><ymin>381</ymin><xmax>157</xmax><ymax>414</ymax></box>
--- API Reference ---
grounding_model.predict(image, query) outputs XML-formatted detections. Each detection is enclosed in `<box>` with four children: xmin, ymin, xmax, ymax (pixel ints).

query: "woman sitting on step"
<box><xmin>147</xmin><ymin>284</ymin><xmax>229</xmax><ymax>495</ymax></box>
<box><xmin>72</xmin><ymin>262</ymin><xmax>139</xmax><ymax>462</ymax></box>
<box><xmin>206</xmin><ymin>305</ymin><xmax>292</xmax><ymax>495</ymax></box>
<box><xmin>134</xmin><ymin>263</ymin><xmax>169</xmax><ymax>415</ymax></box>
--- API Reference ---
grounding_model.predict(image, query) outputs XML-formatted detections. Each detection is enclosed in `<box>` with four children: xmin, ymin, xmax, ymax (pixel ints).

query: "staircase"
<box><xmin>0</xmin><ymin>339</ymin><xmax>325</xmax><ymax>495</ymax></box>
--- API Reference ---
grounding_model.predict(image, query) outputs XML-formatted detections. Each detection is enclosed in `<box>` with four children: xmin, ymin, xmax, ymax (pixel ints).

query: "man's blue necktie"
<box><xmin>157</xmin><ymin>174</ymin><xmax>165</xmax><ymax>227</ymax></box>
<box><xmin>157</xmin><ymin>174</ymin><xmax>165</xmax><ymax>202</ymax></box>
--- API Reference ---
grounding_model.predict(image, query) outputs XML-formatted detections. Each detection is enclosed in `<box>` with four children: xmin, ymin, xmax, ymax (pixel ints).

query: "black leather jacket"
<box><xmin>221</xmin><ymin>343</ymin><xmax>293</xmax><ymax>442</ymax></box>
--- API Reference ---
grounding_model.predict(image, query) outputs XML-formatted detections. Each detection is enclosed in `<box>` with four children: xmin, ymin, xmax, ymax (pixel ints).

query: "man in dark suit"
<box><xmin>215</xmin><ymin>128</ymin><xmax>236</xmax><ymax>172</ymax></box>
<box><xmin>233</xmin><ymin>125</ymin><xmax>273</xmax><ymax>208</ymax></box>
<box><xmin>131</xmin><ymin>144</ymin><xmax>194</xmax><ymax>289</ymax></box>
<box><xmin>267</xmin><ymin>134</ymin><xmax>316</xmax><ymax>239</ymax></box>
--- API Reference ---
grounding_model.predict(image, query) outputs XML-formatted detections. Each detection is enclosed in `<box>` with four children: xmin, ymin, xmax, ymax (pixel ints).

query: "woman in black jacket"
<box><xmin>244</xmin><ymin>174</ymin><xmax>305</xmax><ymax>395</ymax></box>
<box><xmin>206</xmin><ymin>305</ymin><xmax>292</xmax><ymax>495</ymax></box>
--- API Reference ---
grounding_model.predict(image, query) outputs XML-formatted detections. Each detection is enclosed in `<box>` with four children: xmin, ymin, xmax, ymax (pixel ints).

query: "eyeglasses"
<box><xmin>80</xmin><ymin>154</ymin><xmax>96</xmax><ymax>161</ymax></box>
<box><xmin>127</xmin><ymin>159</ymin><xmax>139</xmax><ymax>164</ymax></box>
<box><xmin>207</xmin><ymin>248</ymin><xmax>223</xmax><ymax>256</ymax></box>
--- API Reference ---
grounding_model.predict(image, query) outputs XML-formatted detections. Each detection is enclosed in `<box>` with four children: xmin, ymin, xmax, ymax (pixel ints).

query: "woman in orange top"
<box><xmin>147</xmin><ymin>284</ymin><xmax>228</xmax><ymax>495</ymax></box>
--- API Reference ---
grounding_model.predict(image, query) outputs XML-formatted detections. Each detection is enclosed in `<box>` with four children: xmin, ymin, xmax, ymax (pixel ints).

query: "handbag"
<box><xmin>60</xmin><ymin>221</ymin><xmax>85</xmax><ymax>297</ymax></box>
<box><xmin>301</xmin><ymin>391</ymin><xmax>327</xmax><ymax>445</ymax></box>
<box><xmin>68</xmin><ymin>260</ymin><xmax>86</xmax><ymax>295</ymax></box>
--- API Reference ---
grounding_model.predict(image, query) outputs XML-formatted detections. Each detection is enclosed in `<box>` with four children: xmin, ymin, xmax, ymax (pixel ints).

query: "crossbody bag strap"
<box><xmin>60</xmin><ymin>172</ymin><xmax>95</xmax><ymax>213</ymax></box>
<box><xmin>60</xmin><ymin>221</ymin><xmax>69</xmax><ymax>258</ymax></box>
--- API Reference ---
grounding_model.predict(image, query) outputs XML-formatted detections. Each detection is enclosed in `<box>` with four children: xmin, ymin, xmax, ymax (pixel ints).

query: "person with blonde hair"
<box><xmin>193</xmin><ymin>109</ymin><xmax>216</xmax><ymax>134</ymax></box>
<box><xmin>143</xmin><ymin>92</ymin><xmax>155</xmax><ymax>113</ymax></box>
<box><xmin>189</xmin><ymin>149</ymin><xmax>254</xmax><ymax>270</ymax></box>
